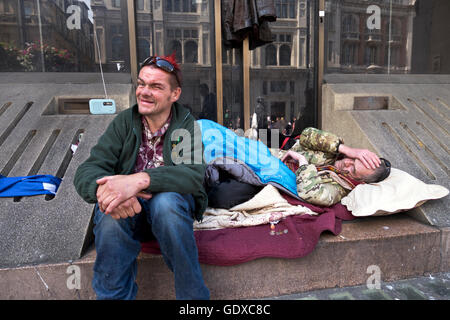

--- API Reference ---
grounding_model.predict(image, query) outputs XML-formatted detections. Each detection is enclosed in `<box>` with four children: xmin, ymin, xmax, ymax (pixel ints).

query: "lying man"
<box><xmin>281</xmin><ymin>127</ymin><xmax>391</xmax><ymax>207</ymax></box>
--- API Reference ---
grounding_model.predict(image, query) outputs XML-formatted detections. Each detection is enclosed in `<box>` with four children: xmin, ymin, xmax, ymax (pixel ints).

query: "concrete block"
<box><xmin>322</xmin><ymin>76</ymin><xmax>450</xmax><ymax>228</ymax></box>
<box><xmin>0</xmin><ymin>76</ymin><xmax>133</xmax><ymax>268</ymax></box>
<box><xmin>0</xmin><ymin>215</ymin><xmax>441</xmax><ymax>300</ymax></box>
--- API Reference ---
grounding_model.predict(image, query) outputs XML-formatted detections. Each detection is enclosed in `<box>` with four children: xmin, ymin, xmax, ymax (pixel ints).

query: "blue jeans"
<box><xmin>92</xmin><ymin>192</ymin><xmax>210</xmax><ymax>300</ymax></box>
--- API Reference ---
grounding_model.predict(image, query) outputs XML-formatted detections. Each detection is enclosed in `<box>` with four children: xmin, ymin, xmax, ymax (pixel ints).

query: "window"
<box><xmin>167</xmin><ymin>40</ymin><xmax>182</xmax><ymax>63</ymax></box>
<box><xmin>112</xmin><ymin>36</ymin><xmax>123</xmax><ymax>60</ymax></box>
<box><xmin>112</xmin><ymin>0</ymin><xmax>120</xmax><ymax>8</ymax></box>
<box><xmin>276</xmin><ymin>0</ymin><xmax>296</xmax><ymax>19</ymax></box>
<box><xmin>328</xmin><ymin>41</ymin><xmax>334</xmax><ymax>62</ymax></box>
<box><xmin>24</xmin><ymin>1</ymin><xmax>33</xmax><ymax>18</ymax></box>
<box><xmin>386</xmin><ymin>19</ymin><xmax>402</xmax><ymax>42</ymax></box>
<box><xmin>167</xmin><ymin>28</ymin><xmax>199</xmax><ymax>64</ymax></box>
<box><xmin>136</xmin><ymin>0</ymin><xmax>144</xmax><ymax>11</ymax></box>
<box><xmin>263</xmin><ymin>33</ymin><xmax>292</xmax><ymax>67</ymax></box>
<box><xmin>184</xmin><ymin>40</ymin><xmax>198</xmax><ymax>63</ymax></box>
<box><xmin>165</xmin><ymin>0</ymin><xmax>197</xmax><ymax>13</ymax></box>
<box><xmin>342</xmin><ymin>43</ymin><xmax>358</xmax><ymax>65</ymax></box>
<box><xmin>328</xmin><ymin>12</ymin><xmax>335</xmax><ymax>32</ymax></box>
<box><xmin>386</xmin><ymin>46</ymin><xmax>401</xmax><ymax>67</ymax></box>
<box><xmin>342</xmin><ymin>14</ymin><xmax>358</xmax><ymax>33</ymax></box>
<box><xmin>265</xmin><ymin>45</ymin><xmax>277</xmax><ymax>66</ymax></box>
<box><xmin>270</xmin><ymin>81</ymin><xmax>287</xmax><ymax>93</ymax></box>
<box><xmin>365</xmin><ymin>46</ymin><xmax>379</xmax><ymax>65</ymax></box>
<box><xmin>138</xmin><ymin>27</ymin><xmax>150</xmax><ymax>37</ymax></box>
<box><xmin>279</xmin><ymin>45</ymin><xmax>291</xmax><ymax>66</ymax></box>
<box><xmin>2</xmin><ymin>0</ymin><xmax>14</xmax><ymax>13</ymax></box>
<box><xmin>138</xmin><ymin>39</ymin><xmax>150</xmax><ymax>61</ymax></box>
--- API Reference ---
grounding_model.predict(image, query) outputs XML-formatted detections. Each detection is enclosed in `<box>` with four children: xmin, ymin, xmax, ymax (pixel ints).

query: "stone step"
<box><xmin>1</xmin><ymin>215</ymin><xmax>448</xmax><ymax>300</ymax></box>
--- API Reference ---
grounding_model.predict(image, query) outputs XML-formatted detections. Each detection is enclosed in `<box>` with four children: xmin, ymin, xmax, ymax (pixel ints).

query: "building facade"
<box><xmin>325</xmin><ymin>0</ymin><xmax>416</xmax><ymax>74</ymax></box>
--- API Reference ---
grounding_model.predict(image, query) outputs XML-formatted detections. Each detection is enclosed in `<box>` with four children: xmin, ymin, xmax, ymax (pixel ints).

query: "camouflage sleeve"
<box><xmin>296</xmin><ymin>164</ymin><xmax>348</xmax><ymax>207</ymax></box>
<box><xmin>299</xmin><ymin>127</ymin><xmax>343</xmax><ymax>155</ymax></box>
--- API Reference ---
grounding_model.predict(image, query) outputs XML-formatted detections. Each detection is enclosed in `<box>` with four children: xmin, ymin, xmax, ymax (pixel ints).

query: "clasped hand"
<box><xmin>96</xmin><ymin>173</ymin><xmax>152</xmax><ymax>220</ymax></box>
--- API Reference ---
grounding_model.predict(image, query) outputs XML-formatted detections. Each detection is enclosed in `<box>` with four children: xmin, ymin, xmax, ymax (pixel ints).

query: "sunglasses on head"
<box><xmin>139</xmin><ymin>56</ymin><xmax>181</xmax><ymax>87</ymax></box>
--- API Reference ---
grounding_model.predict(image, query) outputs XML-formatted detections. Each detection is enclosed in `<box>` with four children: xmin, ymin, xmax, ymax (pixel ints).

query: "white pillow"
<box><xmin>341</xmin><ymin>168</ymin><xmax>449</xmax><ymax>217</ymax></box>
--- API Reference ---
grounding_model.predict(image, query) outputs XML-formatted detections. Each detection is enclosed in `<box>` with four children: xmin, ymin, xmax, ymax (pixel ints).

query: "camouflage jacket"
<box><xmin>287</xmin><ymin>127</ymin><xmax>352</xmax><ymax>207</ymax></box>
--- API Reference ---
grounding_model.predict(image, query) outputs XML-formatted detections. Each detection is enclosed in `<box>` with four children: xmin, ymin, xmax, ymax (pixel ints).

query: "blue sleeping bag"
<box><xmin>197</xmin><ymin>119</ymin><xmax>298</xmax><ymax>198</ymax></box>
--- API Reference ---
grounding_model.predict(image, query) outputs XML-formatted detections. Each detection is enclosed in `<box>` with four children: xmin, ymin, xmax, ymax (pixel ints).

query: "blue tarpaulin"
<box><xmin>0</xmin><ymin>174</ymin><xmax>62</xmax><ymax>197</ymax></box>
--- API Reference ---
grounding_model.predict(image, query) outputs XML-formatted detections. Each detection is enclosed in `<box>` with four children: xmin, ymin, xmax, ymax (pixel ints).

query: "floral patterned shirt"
<box><xmin>134</xmin><ymin>113</ymin><xmax>172</xmax><ymax>173</ymax></box>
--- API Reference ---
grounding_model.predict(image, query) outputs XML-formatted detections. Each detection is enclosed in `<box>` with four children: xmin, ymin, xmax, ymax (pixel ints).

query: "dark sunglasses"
<box><xmin>378</xmin><ymin>157</ymin><xmax>391</xmax><ymax>181</ymax></box>
<box><xmin>139</xmin><ymin>56</ymin><xmax>181</xmax><ymax>87</ymax></box>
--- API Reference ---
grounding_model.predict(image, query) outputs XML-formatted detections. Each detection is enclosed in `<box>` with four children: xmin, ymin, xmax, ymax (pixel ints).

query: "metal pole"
<box><xmin>243</xmin><ymin>36</ymin><xmax>250</xmax><ymax>131</ymax></box>
<box><xmin>214</xmin><ymin>0</ymin><xmax>223</xmax><ymax>125</ymax></box>
<box><xmin>36</xmin><ymin>0</ymin><xmax>45</xmax><ymax>72</ymax></box>
<box><xmin>127</xmin><ymin>0</ymin><xmax>138</xmax><ymax>85</ymax></box>
<box><xmin>388</xmin><ymin>0</ymin><xmax>392</xmax><ymax>74</ymax></box>
<box><xmin>318</xmin><ymin>0</ymin><xmax>325</xmax><ymax>129</ymax></box>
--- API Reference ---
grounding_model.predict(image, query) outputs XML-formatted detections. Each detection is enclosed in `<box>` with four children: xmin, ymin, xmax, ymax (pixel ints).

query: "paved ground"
<box><xmin>266</xmin><ymin>272</ymin><xmax>450</xmax><ymax>300</ymax></box>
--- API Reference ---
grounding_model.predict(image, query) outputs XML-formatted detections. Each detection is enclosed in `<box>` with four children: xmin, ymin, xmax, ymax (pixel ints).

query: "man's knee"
<box><xmin>93</xmin><ymin>205</ymin><xmax>135</xmax><ymax>240</ymax></box>
<box><xmin>147</xmin><ymin>192</ymin><xmax>194</xmax><ymax>227</ymax></box>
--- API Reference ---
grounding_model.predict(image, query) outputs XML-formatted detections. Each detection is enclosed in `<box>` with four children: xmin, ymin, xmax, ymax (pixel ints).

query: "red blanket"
<box><xmin>140</xmin><ymin>195</ymin><xmax>355</xmax><ymax>266</ymax></box>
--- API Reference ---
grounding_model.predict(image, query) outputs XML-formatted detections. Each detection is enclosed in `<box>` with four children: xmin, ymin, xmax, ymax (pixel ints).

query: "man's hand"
<box><xmin>281</xmin><ymin>150</ymin><xmax>308</xmax><ymax>166</ymax></box>
<box><xmin>109</xmin><ymin>196</ymin><xmax>142</xmax><ymax>220</ymax></box>
<box><xmin>338</xmin><ymin>144</ymin><xmax>381</xmax><ymax>169</ymax></box>
<box><xmin>96</xmin><ymin>172</ymin><xmax>151</xmax><ymax>214</ymax></box>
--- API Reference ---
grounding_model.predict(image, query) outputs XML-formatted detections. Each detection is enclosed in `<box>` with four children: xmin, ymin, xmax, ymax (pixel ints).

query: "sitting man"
<box><xmin>281</xmin><ymin>127</ymin><xmax>391</xmax><ymax>207</ymax></box>
<box><xmin>73</xmin><ymin>54</ymin><xmax>209</xmax><ymax>300</ymax></box>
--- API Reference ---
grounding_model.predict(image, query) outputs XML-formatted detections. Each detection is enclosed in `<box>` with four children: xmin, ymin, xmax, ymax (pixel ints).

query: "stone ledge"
<box><xmin>0</xmin><ymin>215</ymin><xmax>444</xmax><ymax>300</ymax></box>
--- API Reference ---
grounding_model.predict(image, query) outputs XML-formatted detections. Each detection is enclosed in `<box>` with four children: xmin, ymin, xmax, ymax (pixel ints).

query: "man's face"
<box><xmin>335</xmin><ymin>157</ymin><xmax>374</xmax><ymax>181</ymax></box>
<box><xmin>136</xmin><ymin>66</ymin><xmax>181</xmax><ymax>118</ymax></box>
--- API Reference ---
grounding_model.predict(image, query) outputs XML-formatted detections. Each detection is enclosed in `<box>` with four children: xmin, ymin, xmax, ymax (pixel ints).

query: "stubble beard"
<box><xmin>138</xmin><ymin>96</ymin><xmax>172</xmax><ymax>120</ymax></box>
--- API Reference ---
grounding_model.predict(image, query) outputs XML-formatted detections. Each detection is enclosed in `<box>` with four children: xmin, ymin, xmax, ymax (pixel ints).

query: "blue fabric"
<box><xmin>92</xmin><ymin>192</ymin><xmax>210</xmax><ymax>300</ymax></box>
<box><xmin>0</xmin><ymin>174</ymin><xmax>62</xmax><ymax>197</ymax></box>
<box><xmin>197</xmin><ymin>119</ymin><xmax>298</xmax><ymax>197</ymax></box>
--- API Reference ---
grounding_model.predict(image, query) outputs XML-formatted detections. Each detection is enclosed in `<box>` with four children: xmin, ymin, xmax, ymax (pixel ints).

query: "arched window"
<box><xmin>112</xmin><ymin>36</ymin><xmax>123</xmax><ymax>60</ymax></box>
<box><xmin>167</xmin><ymin>40</ymin><xmax>182</xmax><ymax>63</ymax></box>
<box><xmin>184</xmin><ymin>40</ymin><xmax>198</xmax><ymax>63</ymax></box>
<box><xmin>265</xmin><ymin>45</ymin><xmax>277</xmax><ymax>66</ymax></box>
<box><xmin>279</xmin><ymin>44</ymin><xmax>291</xmax><ymax>66</ymax></box>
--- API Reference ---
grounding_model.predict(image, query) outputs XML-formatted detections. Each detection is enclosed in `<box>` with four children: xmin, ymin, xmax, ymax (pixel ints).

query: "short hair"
<box><xmin>139</xmin><ymin>54</ymin><xmax>183</xmax><ymax>89</ymax></box>
<box><xmin>361</xmin><ymin>158</ymin><xmax>391</xmax><ymax>183</ymax></box>
<box><xmin>147</xmin><ymin>64</ymin><xmax>182</xmax><ymax>90</ymax></box>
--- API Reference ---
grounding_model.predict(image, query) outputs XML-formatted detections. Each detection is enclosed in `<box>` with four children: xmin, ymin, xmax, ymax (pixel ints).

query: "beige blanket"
<box><xmin>194</xmin><ymin>184</ymin><xmax>317</xmax><ymax>230</ymax></box>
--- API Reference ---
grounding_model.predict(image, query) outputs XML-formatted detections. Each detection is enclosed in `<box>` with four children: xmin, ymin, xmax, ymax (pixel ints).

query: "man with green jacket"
<box><xmin>74</xmin><ymin>55</ymin><xmax>209</xmax><ymax>299</ymax></box>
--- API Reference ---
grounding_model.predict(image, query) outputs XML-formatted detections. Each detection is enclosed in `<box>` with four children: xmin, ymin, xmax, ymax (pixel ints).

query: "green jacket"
<box><xmin>73</xmin><ymin>102</ymin><xmax>208</xmax><ymax>221</ymax></box>
<box><xmin>290</xmin><ymin>127</ymin><xmax>350</xmax><ymax>207</ymax></box>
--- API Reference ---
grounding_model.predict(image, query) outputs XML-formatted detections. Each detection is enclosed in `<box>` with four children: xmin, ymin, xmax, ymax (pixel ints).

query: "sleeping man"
<box><xmin>280</xmin><ymin>127</ymin><xmax>391</xmax><ymax>207</ymax></box>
